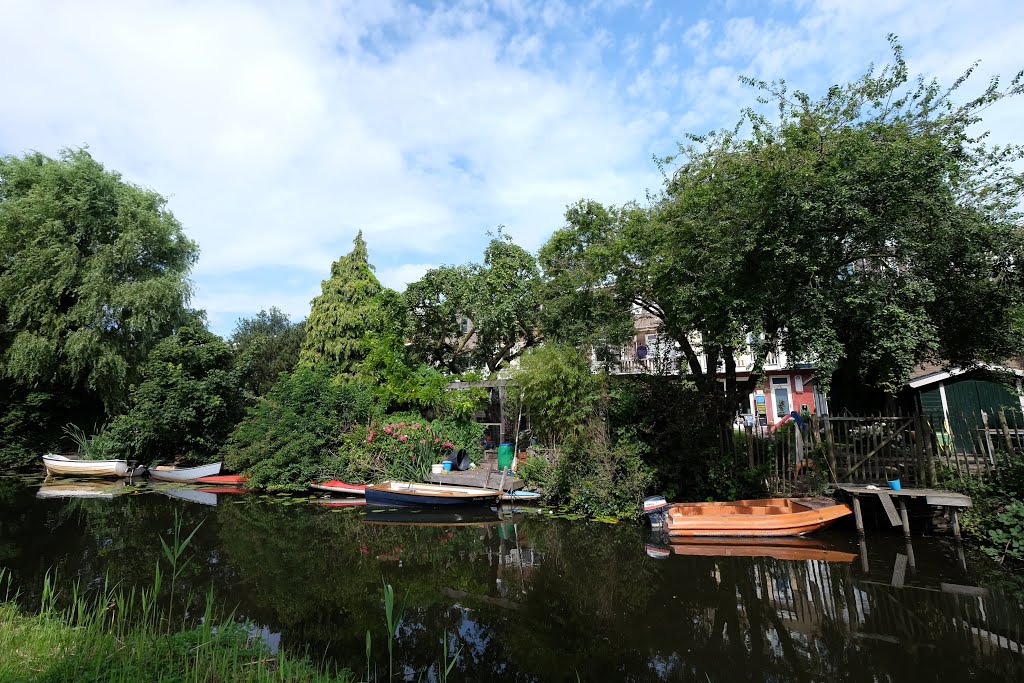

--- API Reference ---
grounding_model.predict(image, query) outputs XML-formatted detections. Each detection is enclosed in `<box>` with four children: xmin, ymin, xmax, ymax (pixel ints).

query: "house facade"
<box><xmin>599</xmin><ymin>311</ymin><xmax>829</xmax><ymax>427</ymax></box>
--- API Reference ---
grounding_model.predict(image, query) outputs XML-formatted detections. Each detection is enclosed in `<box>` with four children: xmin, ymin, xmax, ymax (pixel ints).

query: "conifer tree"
<box><xmin>299</xmin><ymin>231</ymin><xmax>387</xmax><ymax>375</ymax></box>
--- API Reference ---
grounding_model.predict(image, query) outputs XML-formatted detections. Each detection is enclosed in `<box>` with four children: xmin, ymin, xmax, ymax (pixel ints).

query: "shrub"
<box><xmin>223</xmin><ymin>367</ymin><xmax>378</xmax><ymax>490</ymax></box>
<box><xmin>329</xmin><ymin>414</ymin><xmax>483</xmax><ymax>483</ymax></box>
<box><xmin>510</xmin><ymin>343</ymin><xmax>600</xmax><ymax>447</ymax></box>
<box><xmin>547</xmin><ymin>421</ymin><xmax>655</xmax><ymax>518</ymax></box>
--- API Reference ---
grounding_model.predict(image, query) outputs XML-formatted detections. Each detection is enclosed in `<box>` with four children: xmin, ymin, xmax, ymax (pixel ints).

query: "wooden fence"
<box><xmin>721</xmin><ymin>409</ymin><xmax>1024</xmax><ymax>495</ymax></box>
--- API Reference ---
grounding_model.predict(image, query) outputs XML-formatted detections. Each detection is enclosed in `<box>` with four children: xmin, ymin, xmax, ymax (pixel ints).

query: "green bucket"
<box><xmin>497</xmin><ymin>442</ymin><xmax>514</xmax><ymax>470</ymax></box>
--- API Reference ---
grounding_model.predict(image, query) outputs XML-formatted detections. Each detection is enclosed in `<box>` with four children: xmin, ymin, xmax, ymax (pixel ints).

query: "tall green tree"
<box><xmin>230</xmin><ymin>306</ymin><xmax>305</xmax><ymax>396</ymax></box>
<box><xmin>0</xmin><ymin>149</ymin><xmax>197</xmax><ymax>464</ymax></box>
<box><xmin>541</xmin><ymin>39</ymin><xmax>1024</xmax><ymax>423</ymax></box>
<box><xmin>105</xmin><ymin>317</ymin><xmax>246</xmax><ymax>463</ymax></box>
<box><xmin>405</xmin><ymin>232</ymin><xmax>542</xmax><ymax>373</ymax></box>
<box><xmin>299</xmin><ymin>231</ymin><xmax>400</xmax><ymax>375</ymax></box>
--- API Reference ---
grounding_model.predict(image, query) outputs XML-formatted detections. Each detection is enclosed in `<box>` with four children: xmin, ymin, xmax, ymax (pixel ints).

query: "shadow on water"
<box><xmin>1</xmin><ymin>476</ymin><xmax>1023</xmax><ymax>681</ymax></box>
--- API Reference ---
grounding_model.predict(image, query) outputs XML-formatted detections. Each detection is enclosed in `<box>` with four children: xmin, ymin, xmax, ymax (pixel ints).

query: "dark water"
<box><xmin>2</xmin><ymin>476</ymin><xmax>1023</xmax><ymax>682</ymax></box>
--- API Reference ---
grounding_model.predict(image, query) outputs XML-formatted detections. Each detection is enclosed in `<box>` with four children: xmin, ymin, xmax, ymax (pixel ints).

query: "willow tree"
<box><xmin>299</xmin><ymin>231</ymin><xmax>402</xmax><ymax>376</ymax></box>
<box><xmin>0</xmin><ymin>149</ymin><xmax>197</xmax><ymax>464</ymax></box>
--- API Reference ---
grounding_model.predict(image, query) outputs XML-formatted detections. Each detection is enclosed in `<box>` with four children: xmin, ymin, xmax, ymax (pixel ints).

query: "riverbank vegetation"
<box><xmin>2</xmin><ymin>40</ymin><xmax>1023</xmax><ymax>523</ymax></box>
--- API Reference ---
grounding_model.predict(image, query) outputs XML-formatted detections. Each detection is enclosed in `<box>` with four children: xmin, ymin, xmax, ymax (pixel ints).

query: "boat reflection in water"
<box><xmin>36</xmin><ymin>480</ymin><xmax>134</xmax><ymax>499</ymax></box>
<box><xmin>362</xmin><ymin>506</ymin><xmax>522</xmax><ymax>527</ymax></box>
<box><xmin>649</xmin><ymin>536</ymin><xmax>858</xmax><ymax>563</ymax></box>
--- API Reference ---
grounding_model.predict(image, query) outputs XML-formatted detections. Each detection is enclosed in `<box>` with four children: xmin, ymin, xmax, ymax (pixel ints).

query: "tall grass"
<box><xmin>0</xmin><ymin>522</ymin><xmax>464</xmax><ymax>681</ymax></box>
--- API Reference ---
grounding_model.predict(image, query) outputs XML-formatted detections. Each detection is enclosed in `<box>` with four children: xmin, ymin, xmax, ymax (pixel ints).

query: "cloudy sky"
<box><xmin>2</xmin><ymin>0</ymin><xmax>1022</xmax><ymax>336</ymax></box>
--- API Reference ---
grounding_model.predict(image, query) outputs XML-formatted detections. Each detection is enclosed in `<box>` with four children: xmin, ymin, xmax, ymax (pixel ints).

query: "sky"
<box><xmin>2</xmin><ymin>0</ymin><xmax>1023</xmax><ymax>337</ymax></box>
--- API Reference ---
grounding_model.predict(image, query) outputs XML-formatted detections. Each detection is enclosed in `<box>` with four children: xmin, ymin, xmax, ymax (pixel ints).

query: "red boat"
<box><xmin>195</xmin><ymin>474</ymin><xmax>250</xmax><ymax>486</ymax></box>
<box><xmin>311</xmin><ymin>480</ymin><xmax>367</xmax><ymax>496</ymax></box>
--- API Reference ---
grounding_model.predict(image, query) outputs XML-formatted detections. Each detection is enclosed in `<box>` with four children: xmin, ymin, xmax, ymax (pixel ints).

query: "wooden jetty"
<box><xmin>835</xmin><ymin>484</ymin><xmax>972</xmax><ymax>540</ymax></box>
<box><xmin>428</xmin><ymin>466</ymin><xmax>523</xmax><ymax>492</ymax></box>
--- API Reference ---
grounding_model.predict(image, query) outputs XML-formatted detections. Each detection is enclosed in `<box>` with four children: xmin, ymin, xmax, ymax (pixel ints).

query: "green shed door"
<box><xmin>943</xmin><ymin>378</ymin><xmax>1021</xmax><ymax>454</ymax></box>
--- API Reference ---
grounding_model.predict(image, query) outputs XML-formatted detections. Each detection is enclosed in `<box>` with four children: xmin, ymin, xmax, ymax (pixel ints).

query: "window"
<box><xmin>771</xmin><ymin>377</ymin><xmax>791</xmax><ymax>418</ymax></box>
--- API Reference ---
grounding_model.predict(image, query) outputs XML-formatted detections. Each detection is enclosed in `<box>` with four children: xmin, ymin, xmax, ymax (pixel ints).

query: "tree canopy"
<box><xmin>299</xmin><ymin>231</ymin><xmax>401</xmax><ymax>375</ymax></box>
<box><xmin>541</xmin><ymin>38</ymin><xmax>1024</xmax><ymax>417</ymax></box>
<box><xmin>0</xmin><ymin>149</ymin><xmax>198</xmax><ymax>409</ymax></box>
<box><xmin>230</xmin><ymin>306</ymin><xmax>305</xmax><ymax>396</ymax></box>
<box><xmin>405</xmin><ymin>232</ymin><xmax>542</xmax><ymax>373</ymax></box>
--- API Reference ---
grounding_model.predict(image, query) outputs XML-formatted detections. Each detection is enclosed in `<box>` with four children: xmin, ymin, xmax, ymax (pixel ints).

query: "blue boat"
<box><xmin>364</xmin><ymin>481</ymin><xmax>500</xmax><ymax>507</ymax></box>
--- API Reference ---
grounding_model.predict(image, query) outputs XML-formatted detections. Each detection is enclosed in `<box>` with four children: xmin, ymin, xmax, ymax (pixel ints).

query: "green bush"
<box><xmin>224</xmin><ymin>367</ymin><xmax>378</xmax><ymax>490</ymax></box>
<box><xmin>510</xmin><ymin>343</ymin><xmax>600</xmax><ymax>447</ymax></box>
<box><xmin>547</xmin><ymin>422</ymin><xmax>655</xmax><ymax>518</ymax></box>
<box><xmin>328</xmin><ymin>414</ymin><xmax>483</xmax><ymax>483</ymax></box>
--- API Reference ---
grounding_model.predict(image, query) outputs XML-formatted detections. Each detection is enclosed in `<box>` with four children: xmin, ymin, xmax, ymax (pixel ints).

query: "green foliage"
<box><xmin>405</xmin><ymin>230</ymin><xmax>542</xmax><ymax>373</ymax></box>
<box><xmin>59</xmin><ymin>422</ymin><xmax>114</xmax><ymax>460</ymax></box>
<box><xmin>224</xmin><ymin>367</ymin><xmax>378</xmax><ymax>490</ymax></box>
<box><xmin>330</xmin><ymin>414</ymin><xmax>483</xmax><ymax>483</ymax></box>
<box><xmin>358</xmin><ymin>332</ymin><xmax>449</xmax><ymax>412</ymax></box>
<box><xmin>104</xmin><ymin>318</ymin><xmax>246</xmax><ymax>464</ymax></box>
<box><xmin>547</xmin><ymin>423</ymin><xmax>655</xmax><ymax>518</ymax></box>
<box><xmin>0</xmin><ymin>149</ymin><xmax>198</xmax><ymax>410</ymax></box>
<box><xmin>537</xmin><ymin>199</ymin><xmax>637</xmax><ymax>357</ymax></box>
<box><xmin>231</xmin><ymin>306</ymin><xmax>305</xmax><ymax>396</ymax></box>
<box><xmin>518</xmin><ymin>455</ymin><xmax>552</xmax><ymax>488</ymax></box>
<box><xmin>510</xmin><ymin>342</ymin><xmax>600</xmax><ymax>447</ymax></box>
<box><xmin>300</xmin><ymin>231</ymin><xmax>402</xmax><ymax>376</ymax></box>
<box><xmin>940</xmin><ymin>452</ymin><xmax>1024</xmax><ymax>565</ymax></box>
<box><xmin>987</xmin><ymin>501</ymin><xmax>1024</xmax><ymax>564</ymax></box>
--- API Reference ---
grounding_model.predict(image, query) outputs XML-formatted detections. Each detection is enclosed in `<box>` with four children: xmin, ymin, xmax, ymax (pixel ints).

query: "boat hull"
<box><xmin>311</xmin><ymin>480</ymin><xmax>366</xmax><ymax>495</ymax></box>
<box><xmin>42</xmin><ymin>454</ymin><xmax>132</xmax><ymax>478</ymax></box>
<box><xmin>364</xmin><ymin>481</ymin><xmax>500</xmax><ymax>507</ymax></box>
<box><xmin>664</xmin><ymin>497</ymin><xmax>852</xmax><ymax>537</ymax></box>
<box><xmin>150</xmin><ymin>462</ymin><xmax>222</xmax><ymax>483</ymax></box>
<box><xmin>665</xmin><ymin>537</ymin><xmax>857</xmax><ymax>562</ymax></box>
<box><xmin>194</xmin><ymin>474</ymin><xmax>249</xmax><ymax>486</ymax></box>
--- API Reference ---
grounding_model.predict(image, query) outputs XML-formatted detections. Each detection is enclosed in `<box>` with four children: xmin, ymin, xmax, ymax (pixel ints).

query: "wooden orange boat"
<box><xmin>648</xmin><ymin>497</ymin><xmax>852</xmax><ymax>538</ymax></box>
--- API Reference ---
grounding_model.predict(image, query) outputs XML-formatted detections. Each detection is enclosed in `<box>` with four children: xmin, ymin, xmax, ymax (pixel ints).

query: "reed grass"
<box><xmin>0</xmin><ymin>517</ymin><xmax>463</xmax><ymax>682</ymax></box>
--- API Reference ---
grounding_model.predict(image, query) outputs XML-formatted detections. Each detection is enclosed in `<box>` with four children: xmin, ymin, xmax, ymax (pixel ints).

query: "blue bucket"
<box><xmin>887</xmin><ymin>478</ymin><xmax>902</xmax><ymax>491</ymax></box>
<box><xmin>442</xmin><ymin>461</ymin><xmax>452</xmax><ymax>472</ymax></box>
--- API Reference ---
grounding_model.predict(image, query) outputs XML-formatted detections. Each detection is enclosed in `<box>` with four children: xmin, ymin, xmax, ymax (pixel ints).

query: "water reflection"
<box><xmin>0</xmin><ymin>478</ymin><xmax>1022</xmax><ymax>681</ymax></box>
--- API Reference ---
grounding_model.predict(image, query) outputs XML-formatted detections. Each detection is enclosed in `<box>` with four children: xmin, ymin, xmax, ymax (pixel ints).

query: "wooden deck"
<box><xmin>428</xmin><ymin>467</ymin><xmax>523</xmax><ymax>492</ymax></box>
<box><xmin>835</xmin><ymin>484</ymin><xmax>972</xmax><ymax>539</ymax></box>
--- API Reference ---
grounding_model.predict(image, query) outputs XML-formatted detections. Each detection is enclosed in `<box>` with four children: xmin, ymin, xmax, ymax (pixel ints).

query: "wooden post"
<box><xmin>898</xmin><ymin>498</ymin><xmax>911</xmax><ymax>538</ymax></box>
<box><xmin>981</xmin><ymin>410</ymin><xmax>996</xmax><ymax>474</ymax></box>
<box><xmin>858</xmin><ymin>536</ymin><xmax>869</xmax><ymax>574</ymax></box>
<box><xmin>999</xmin><ymin>409</ymin><xmax>1014</xmax><ymax>465</ymax></box>
<box><xmin>497</xmin><ymin>385</ymin><xmax>506</xmax><ymax>445</ymax></box>
<box><xmin>852</xmin><ymin>495</ymin><xmax>864</xmax><ymax>536</ymax></box>
<box><xmin>824</xmin><ymin>415</ymin><xmax>837</xmax><ymax>481</ymax></box>
<box><xmin>950</xmin><ymin>507</ymin><xmax>962</xmax><ymax>541</ymax></box>
<box><xmin>746</xmin><ymin>424</ymin><xmax>754</xmax><ymax>469</ymax></box>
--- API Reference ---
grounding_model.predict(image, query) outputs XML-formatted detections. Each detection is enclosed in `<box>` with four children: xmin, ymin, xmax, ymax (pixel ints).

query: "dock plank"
<box><xmin>429</xmin><ymin>468</ymin><xmax>523</xmax><ymax>491</ymax></box>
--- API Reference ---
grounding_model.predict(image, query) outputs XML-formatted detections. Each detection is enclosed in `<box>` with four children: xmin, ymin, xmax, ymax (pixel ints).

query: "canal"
<box><xmin>2</xmin><ymin>476</ymin><xmax>1023</xmax><ymax>681</ymax></box>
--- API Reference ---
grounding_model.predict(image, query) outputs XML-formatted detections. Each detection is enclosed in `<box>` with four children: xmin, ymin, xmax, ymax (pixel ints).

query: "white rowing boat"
<box><xmin>42</xmin><ymin>453</ymin><xmax>146</xmax><ymax>478</ymax></box>
<box><xmin>149</xmin><ymin>462</ymin><xmax>222</xmax><ymax>483</ymax></box>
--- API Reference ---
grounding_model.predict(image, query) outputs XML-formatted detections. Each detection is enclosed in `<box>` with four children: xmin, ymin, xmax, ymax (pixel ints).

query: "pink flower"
<box><xmin>434</xmin><ymin>437</ymin><xmax>440</xmax><ymax>443</ymax></box>
<box><xmin>413</xmin><ymin>423</ymin><xmax>420</xmax><ymax>429</ymax></box>
<box><xmin>384</xmin><ymin>427</ymin><xmax>391</xmax><ymax>434</ymax></box>
<box><xmin>421</xmin><ymin>439</ymin><xmax>426</xmax><ymax>444</ymax></box>
<box><xmin>400</xmin><ymin>422</ymin><xmax>405</xmax><ymax>427</ymax></box>
<box><xmin>426</xmin><ymin>425</ymin><xmax>431</xmax><ymax>431</ymax></box>
<box><xmin>399</xmin><ymin>435</ymin><xmax>408</xmax><ymax>441</ymax></box>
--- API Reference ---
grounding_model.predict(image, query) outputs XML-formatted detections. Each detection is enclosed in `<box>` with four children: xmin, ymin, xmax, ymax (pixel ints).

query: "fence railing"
<box><xmin>721</xmin><ymin>409</ymin><xmax>1024</xmax><ymax>495</ymax></box>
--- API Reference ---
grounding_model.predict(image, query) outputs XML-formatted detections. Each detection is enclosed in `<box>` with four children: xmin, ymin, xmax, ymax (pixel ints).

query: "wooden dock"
<box><xmin>835</xmin><ymin>484</ymin><xmax>971</xmax><ymax>540</ymax></box>
<box><xmin>429</xmin><ymin>467</ymin><xmax>523</xmax><ymax>492</ymax></box>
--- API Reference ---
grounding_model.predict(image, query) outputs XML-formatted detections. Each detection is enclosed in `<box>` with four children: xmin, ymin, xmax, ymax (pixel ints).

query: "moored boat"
<box><xmin>42</xmin><ymin>453</ymin><xmax>146</xmax><ymax>478</ymax></box>
<box><xmin>36</xmin><ymin>481</ymin><xmax>127</xmax><ymax>499</ymax></box>
<box><xmin>645</xmin><ymin>497</ymin><xmax>852</xmax><ymax>537</ymax></box>
<box><xmin>194</xmin><ymin>474</ymin><xmax>249</xmax><ymax>486</ymax></box>
<box><xmin>310</xmin><ymin>479</ymin><xmax>366</xmax><ymax>495</ymax></box>
<box><xmin>150</xmin><ymin>462</ymin><xmax>222</xmax><ymax>483</ymax></box>
<box><xmin>364</xmin><ymin>481</ymin><xmax>501</xmax><ymax>507</ymax></box>
<box><xmin>499</xmin><ymin>490</ymin><xmax>541</xmax><ymax>503</ymax></box>
<box><xmin>160</xmin><ymin>486</ymin><xmax>220</xmax><ymax>506</ymax></box>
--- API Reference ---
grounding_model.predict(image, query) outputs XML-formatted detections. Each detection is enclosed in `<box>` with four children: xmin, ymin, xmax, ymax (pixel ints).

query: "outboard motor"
<box><xmin>642</xmin><ymin>495</ymin><xmax>669</xmax><ymax>529</ymax></box>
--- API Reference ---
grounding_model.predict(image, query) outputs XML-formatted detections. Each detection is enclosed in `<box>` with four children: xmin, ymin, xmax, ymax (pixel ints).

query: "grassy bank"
<box><xmin>0</xmin><ymin>569</ymin><xmax>352</xmax><ymax>683</ymax></box>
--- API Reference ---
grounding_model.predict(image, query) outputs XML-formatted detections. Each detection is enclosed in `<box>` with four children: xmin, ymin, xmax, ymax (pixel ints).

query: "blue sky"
<box><xmin>2</xmin><ymin>0</ymin><xmax>1022</xmax><ymax>337</ymax></box>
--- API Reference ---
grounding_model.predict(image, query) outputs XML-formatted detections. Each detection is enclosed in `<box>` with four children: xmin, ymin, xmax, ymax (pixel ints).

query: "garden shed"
<box><xmin>906</xmin><ymin>365</ymin><xmax>1024</xmax><ymax>454</ymax></box>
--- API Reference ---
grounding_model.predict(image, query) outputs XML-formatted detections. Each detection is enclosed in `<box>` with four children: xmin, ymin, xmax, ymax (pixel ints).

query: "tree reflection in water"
<box><xmin>2</xmin><ymin>485</ymin><xmax>1023</xmax><ymax>681</ymax></box>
